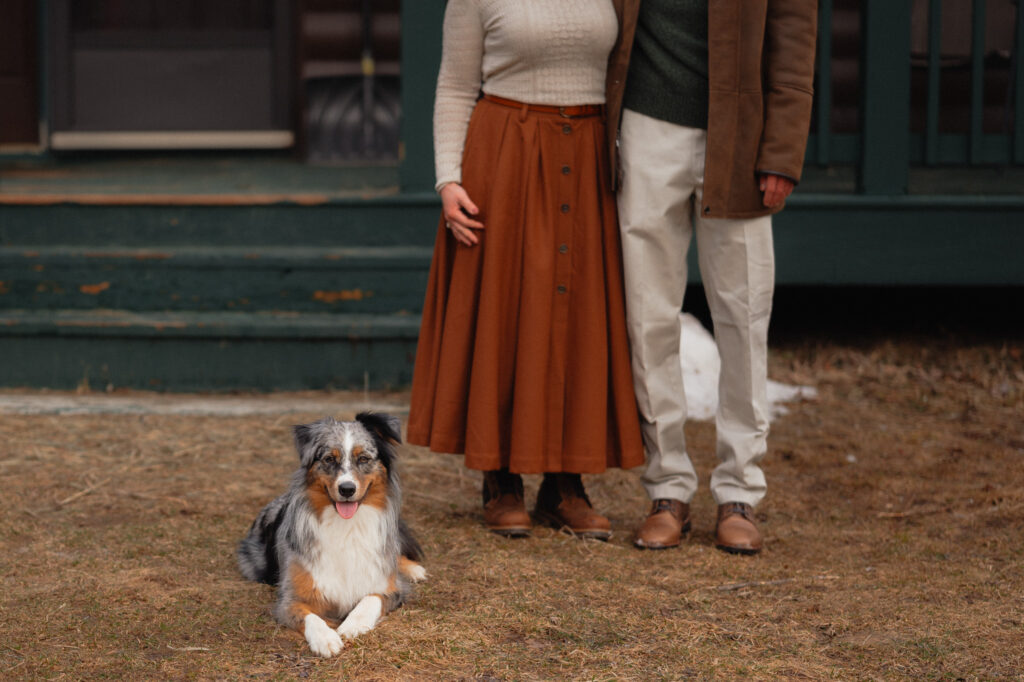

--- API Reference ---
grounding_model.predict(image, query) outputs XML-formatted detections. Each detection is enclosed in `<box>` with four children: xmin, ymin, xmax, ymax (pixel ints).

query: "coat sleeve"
<box><xmin>433</xmin><ymin>0</ymin><xmax>485</xmax><ymax>192</ymax></box>
<box><xmin>756</xmin><ymin>0</ymin><xmax>817</xmax><ymax>184</ymax></box>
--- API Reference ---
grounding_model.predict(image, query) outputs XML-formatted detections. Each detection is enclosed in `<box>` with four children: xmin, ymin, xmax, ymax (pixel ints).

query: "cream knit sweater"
<box><xmin>433</xmin><ymin>0</ymin><xmax>618</xmax><ymax>191</ymax></box>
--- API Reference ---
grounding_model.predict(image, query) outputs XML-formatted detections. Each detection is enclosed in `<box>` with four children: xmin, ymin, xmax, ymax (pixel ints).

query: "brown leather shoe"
<box><xmin>482</xmin><ymin>469</ymin><xmax>531</xmax><ymax>537</ymax></box>
<box><xmin>634</xmin><ymin>499</ymin><xmax>691</xmax><ymax>550</ymax></box>
<box><xmin>715</xmin><ymin>502</ymin><xmax>763</xmax><ymax>555</ymax></box>
<box><xmin>533</xmin><ymin>473</ymin><xmax>611</xmax><ymax>540</ymax></box>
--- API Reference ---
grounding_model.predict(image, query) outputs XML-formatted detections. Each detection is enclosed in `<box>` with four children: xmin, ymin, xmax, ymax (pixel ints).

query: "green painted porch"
<box><xmin>0</xmin><ymin>1</ymin><xmax>1022</xmax><ymax>391</ymax></box>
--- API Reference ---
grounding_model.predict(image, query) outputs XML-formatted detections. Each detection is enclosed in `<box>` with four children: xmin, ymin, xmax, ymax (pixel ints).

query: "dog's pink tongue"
<box><xmin>335</xmin><ymin>501</ymin><xmax>359</xmax><ymax>519</ymax></box>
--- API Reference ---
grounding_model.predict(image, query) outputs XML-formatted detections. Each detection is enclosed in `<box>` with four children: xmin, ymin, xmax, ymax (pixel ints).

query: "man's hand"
<box><xmin>759</xmin><ymin>174</ymin><xmax>795</xmax><ymax>208</ymax></box>
<box><xmin>439</xmin><ymin>183</ymin><xmax>484</xmax><ymax>246</ymax></box>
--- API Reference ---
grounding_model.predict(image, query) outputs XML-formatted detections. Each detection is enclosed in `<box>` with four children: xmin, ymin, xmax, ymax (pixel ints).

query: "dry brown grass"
<box><xmin>1</xmin><ymin>335</ymin><xmax>1023</xmax><ymax>680</ymax></box>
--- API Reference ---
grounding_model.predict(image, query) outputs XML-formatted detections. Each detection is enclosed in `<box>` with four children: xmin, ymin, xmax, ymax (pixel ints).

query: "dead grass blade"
<box><xmin>56</xmin><ymin>477</ymin><xmax>111</xmax><ymax>507</ymax></box>
<box><xmin>713</xmin><ymin>578</ymin><xmax>795</xmax><ymax>591</ymax></box>
<box><xmin>876</xmin><ymin>506</ymin><xmax>951</xmax><ymax>518</ymax></box>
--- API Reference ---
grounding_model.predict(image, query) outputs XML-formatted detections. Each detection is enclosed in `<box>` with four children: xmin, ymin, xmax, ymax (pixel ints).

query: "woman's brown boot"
<box><xmin>533</xmin><ymin>473</ymin><xmax>611</xmax><ymax>540</ymax></box>
<box><xmin>482</xmin><ymin>469</ymin><xmax>531</xmax><ymax>537</ymax></box>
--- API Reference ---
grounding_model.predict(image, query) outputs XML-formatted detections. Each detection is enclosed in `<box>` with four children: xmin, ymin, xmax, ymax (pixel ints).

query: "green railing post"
<box><xmin>815</xmin><ymin>0</ymin><xmax>833</xmax><ymax>166</ymax></box>
<box><xmin>1014</xmin><ymin>0</ymin><xmax>1024</xmax><ymax>163</ymax></box>
<box><xmin>925</xmin><ymin>0</ymin><xmax>942</xmax><ymax>166</ymax></box>
<box><xmin>969</xmin><ymin>0</ymin><xmax>986</xmax><ymax>164</ymax></box>
<box><xmin>399</xmin><ymin>1</ymin><xmax>445</xmax><ymax>194</ymax></box>
<box><xmin>859</xmin><ymin>0</ymin><xmax>911</xmax><ymax>194</ymax></box>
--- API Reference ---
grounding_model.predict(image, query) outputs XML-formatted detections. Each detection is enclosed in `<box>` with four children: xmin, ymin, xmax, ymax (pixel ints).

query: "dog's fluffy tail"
<box><xmin>399</xmin><ymin>518</ymin><xmax>425</xmax><ymax>563</ymax></box>
<box><xmin>237</xmin><ymin>494</ymin><xmax>288</xmax><ymax>585</ymax></box>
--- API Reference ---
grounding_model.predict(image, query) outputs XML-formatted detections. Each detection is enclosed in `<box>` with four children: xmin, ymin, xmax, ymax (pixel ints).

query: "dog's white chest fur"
<box><xmin>305</xmin><ymin>505</ymin><xmax>391</xmax><ymax>615</ymax></box>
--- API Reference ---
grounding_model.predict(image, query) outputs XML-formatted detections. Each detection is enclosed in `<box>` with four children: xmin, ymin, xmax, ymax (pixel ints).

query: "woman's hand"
<box><xmin>439</xmin><ymin>183</ymin><xmax>484</xmax><ymax>246</ymax></box>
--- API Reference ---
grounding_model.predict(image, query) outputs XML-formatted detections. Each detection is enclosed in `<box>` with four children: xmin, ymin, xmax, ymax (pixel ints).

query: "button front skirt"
<box><xmin>407</xmin><ymin>98</ymin><xmax>644</xmax><ymax>474</ymax></box>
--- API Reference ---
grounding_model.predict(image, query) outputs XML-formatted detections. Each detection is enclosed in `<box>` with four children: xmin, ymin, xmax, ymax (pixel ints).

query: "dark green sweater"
<box><xmin>622</xmin><ymin>0</ymin><xmax>709</xmax><ymax>130</ymax></box>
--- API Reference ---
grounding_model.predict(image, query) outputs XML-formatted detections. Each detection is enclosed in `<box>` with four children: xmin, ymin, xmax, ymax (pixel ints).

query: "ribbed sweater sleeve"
<box><xmin>433</xmin><ymin>0</ymin><xmax>484</xmax><ymax>192</ymax></box>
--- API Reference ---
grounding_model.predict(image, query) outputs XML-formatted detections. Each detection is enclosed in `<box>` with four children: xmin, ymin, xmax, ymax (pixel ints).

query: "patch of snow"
<box><xmin>680</xmin><ymin>313</ymin><xmax>816</xmax><ymax>422</ymax></box>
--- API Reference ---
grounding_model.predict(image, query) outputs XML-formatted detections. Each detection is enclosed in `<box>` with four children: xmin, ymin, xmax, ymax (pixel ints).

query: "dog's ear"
<box><xmin>293</xmin><ymin>423</ymin><xmax>317</xmax><ymax>467</ymax></box>
<box><xmin>355</xmin><ymin>412</ymin><xmax>402</xmax><ymax>445</ymax></box>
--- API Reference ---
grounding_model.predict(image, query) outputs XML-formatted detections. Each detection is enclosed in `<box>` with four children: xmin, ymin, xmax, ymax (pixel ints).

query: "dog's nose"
<box><xmin>338</xmin><ymin>482</ymin><xmax>357</xmax><ymax>499</ymax></box>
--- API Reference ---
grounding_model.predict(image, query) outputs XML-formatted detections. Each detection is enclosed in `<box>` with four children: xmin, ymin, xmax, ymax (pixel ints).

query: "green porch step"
<box><xmin>3</xmin><ymin>174</ymin><xmax>1022</xmax><ymax>392</ymax></box>
<box><xmin>0</xmin><ymin>193</ymin><xmax>443</xmax><ymax>391</ymax></box>
<box><xmin>0</xmin><ymin>198</ymin><xmax>442</xmax><ymax>247</ymax></box>
<box><xmin>0</xmin><ymin>245</ymin><xmax>432</xmax><ymax>313</ymax></box>
<box><xmin>0</xmin><ymin>309</ymin><xmax>421</xmax><ymax>391</ymax></box>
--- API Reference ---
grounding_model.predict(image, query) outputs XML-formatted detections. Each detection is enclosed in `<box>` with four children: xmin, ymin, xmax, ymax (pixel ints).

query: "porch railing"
<box><xmin>810</xmin><ymin>0</ymin><xmax>1024</xmax><ymax>194</ymax></box>
<box><xmin>401</xmin><ymin>2</ymin><xmax>1024</xmax><ymax>196</ymax></box>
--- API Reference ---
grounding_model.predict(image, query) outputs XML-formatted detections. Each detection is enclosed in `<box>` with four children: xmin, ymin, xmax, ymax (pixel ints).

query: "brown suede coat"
<box><xmin>606</xmin><ymin>0</ymin><xmax>817</xmax><ymax>218</ymax></box>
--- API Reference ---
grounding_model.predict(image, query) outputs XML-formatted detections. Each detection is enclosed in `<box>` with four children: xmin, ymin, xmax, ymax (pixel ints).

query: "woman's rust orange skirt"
<box><xmin>406</xmin><ymin>97</ymin><xmax>644</xmax><ymax>474</ymax></box>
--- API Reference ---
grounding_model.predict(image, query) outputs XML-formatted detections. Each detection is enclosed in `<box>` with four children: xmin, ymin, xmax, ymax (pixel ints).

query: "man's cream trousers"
<box><xmin>617</xmin><ymin>109</ymin><xmax>774</xmax><ymax>507</ymax></box>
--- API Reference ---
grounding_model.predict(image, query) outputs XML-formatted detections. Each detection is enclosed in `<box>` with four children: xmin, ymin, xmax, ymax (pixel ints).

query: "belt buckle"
<box><xmin>559</xmin><ymin>106</ymin><xmax>571</xmax><ymax>119</ymax></box>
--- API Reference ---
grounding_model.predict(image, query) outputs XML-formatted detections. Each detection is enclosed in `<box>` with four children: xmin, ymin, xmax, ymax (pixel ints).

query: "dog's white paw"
<box><xmin>304</xmin><ymin>614</ymin><xmax>344</xmax><ymax>658</ymax></box>
<box><xmin>337</xmin><ymin>595</ymin><xmax>382</xmax><ymax>640</ymax></box>
<box><xmin>406</xmin><ymin>563</ymin><xmax>427</xmax><ymax>583</ymax></box>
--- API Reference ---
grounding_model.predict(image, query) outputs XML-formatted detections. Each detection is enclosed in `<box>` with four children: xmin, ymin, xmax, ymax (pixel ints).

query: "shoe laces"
<box><xmin>721</xmin><ymin>502</ymin><xmax>753</xmax><ymax>520</ymax></box>
<box><xmin>652</xmin><ymin>499</ymin><xmax>678</xmax><ymax>514</ymax></box>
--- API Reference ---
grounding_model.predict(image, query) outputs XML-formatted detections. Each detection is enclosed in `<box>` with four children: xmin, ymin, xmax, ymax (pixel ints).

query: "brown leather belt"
<box><xmin>483</xmin><ymin>94</ymin><xmax>603</xmax><ymax>118</ymax></box>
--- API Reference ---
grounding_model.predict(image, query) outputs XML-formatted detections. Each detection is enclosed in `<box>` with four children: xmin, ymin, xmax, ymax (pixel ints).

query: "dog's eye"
<box><xmin>357</xmin><ymin>455</ymin><xmax>371</xmax><ymax>465</ymax></box>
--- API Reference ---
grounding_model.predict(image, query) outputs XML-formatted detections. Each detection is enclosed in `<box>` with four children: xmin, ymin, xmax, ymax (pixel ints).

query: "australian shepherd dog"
<box><xmin>237</xmin><ymin>412</ymin><xmax>426</xmax><ymax>657</ymax></box>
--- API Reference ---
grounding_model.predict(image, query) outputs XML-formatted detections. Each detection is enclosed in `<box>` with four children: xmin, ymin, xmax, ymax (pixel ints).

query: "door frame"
<box><xmin>47</xmin><ymin>0</ymin><xmax>294</xmax><ymax>150</ymax></box>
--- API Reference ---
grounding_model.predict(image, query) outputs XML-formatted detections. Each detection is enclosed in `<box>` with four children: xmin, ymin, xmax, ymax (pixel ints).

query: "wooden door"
<box><xmin>0</xmin><ymin>0</ymin><xmax>39</xmax><ymax>145</ymax></box>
